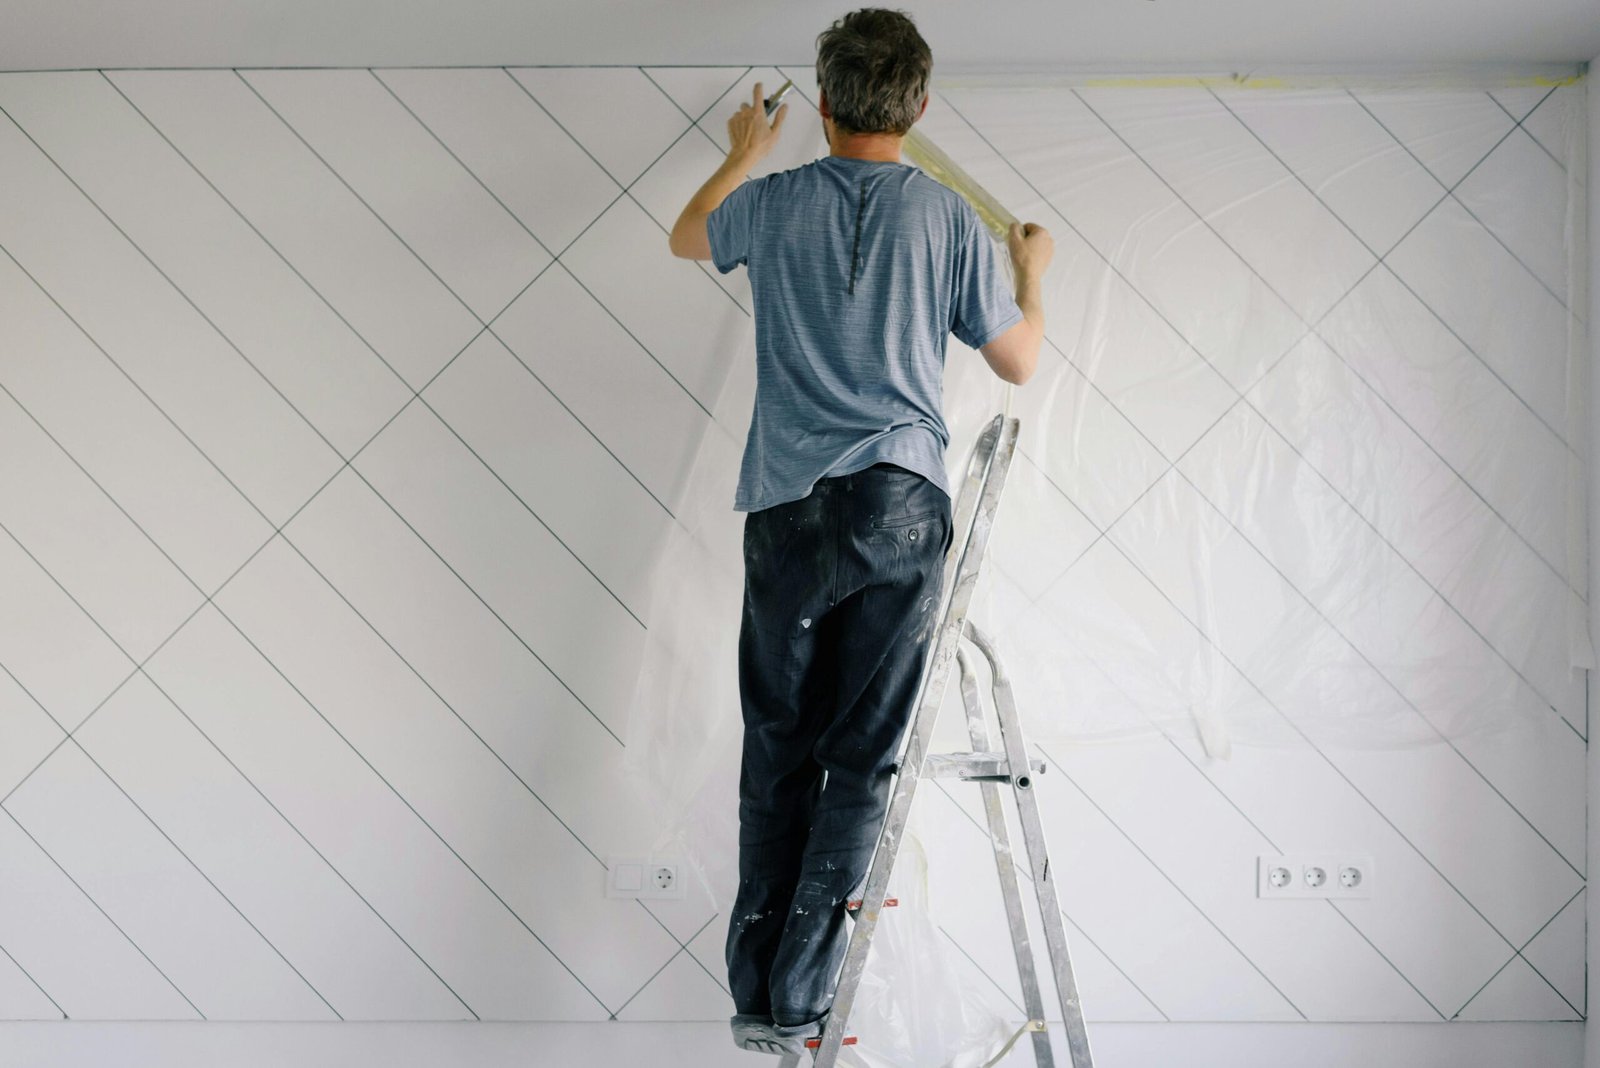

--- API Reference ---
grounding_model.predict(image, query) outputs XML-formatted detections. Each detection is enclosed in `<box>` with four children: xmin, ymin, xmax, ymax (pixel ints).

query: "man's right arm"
<box><xmin>979</xmin><ymin>222</ymin><xmax>1053</xmax><ymax>386</ymax></box>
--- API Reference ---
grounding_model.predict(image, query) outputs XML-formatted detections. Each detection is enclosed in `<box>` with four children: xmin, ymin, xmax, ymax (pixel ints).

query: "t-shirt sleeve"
<box><xmin>706</xmin><ymin>175</ymin><xmax>766</xmax><ymax>275</ymax></box>
<box><xmin>950</xmin><ymin>210</ymin><xmax>1025</xmax><ymax>350</ymax></box>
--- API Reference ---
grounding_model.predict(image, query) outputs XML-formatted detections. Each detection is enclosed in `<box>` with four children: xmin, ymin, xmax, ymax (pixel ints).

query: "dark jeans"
<box><xmin>725</xmin><ymin>461</ymin><xmax>953</xmax><ymax>1027</ymax></box>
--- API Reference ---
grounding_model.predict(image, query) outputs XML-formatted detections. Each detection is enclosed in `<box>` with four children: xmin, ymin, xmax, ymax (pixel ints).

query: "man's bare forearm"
<box><xmin>1014</xmin><ymin>268</ymin><xmax>1045</xmax><ymax>355</ymax></box>
<box><xmin>668</xmin><ymin>150</ymin><xmax>760</xmax><ymax>258</ymax></box>
<box><xmin>697</xmin><ymin>152</ymin><xmax>758</xmax><ymax>212</ymax></box>
<box><xmin>1003</xmin><ymin>221</ymin><xmax>1053</xmax><ymax>375</ymax></box>
<box><xmin>673</xmin><ymin>152</ymin><xmax>758</xmax><ymax>235</ymax></box>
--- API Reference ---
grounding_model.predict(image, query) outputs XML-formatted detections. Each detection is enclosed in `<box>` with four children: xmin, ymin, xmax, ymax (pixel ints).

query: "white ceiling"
<box><xmin>3</xmin><ymin>0</ymin><xmax>1598</xmax><ymax>72</ymax></box>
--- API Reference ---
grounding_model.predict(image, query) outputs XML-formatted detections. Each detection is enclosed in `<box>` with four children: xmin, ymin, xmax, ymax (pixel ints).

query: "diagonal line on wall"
<box><xmin>640</xmin><ymin>66</ymin><xmax>753</xmax><ymax>128</ymax></box>
<box><xmin>637</xmin><ymin>64</ymin><xmax>768</xmax><ymax>307</ymax></box>
<box><xmin>1209</xmin><ymin>85</ymin><xmax>1586</xmax><ymax>601</ymax></box>
<box><xmin>1344</xmin><ymin>89</ymin><xmax>1579</xmax><ymax>444</ymax></box>
<box><xmin>232</xmin><ymin>65</ymin><xmax>706</xmax><ymax>570</ymax></box>
<box><xmin>1</xmin><ymin>675</ymin><xmax>346</xmax><ymax>1021</ymax></box>
<box><xmin>1074</xmin><ymin>82</ymin><xmax>1585</xmax><ymax>602</ymax></box>
<box><xmin>206</xmin><ymin>68</ymin><xmax>761</xmax><ymax>716</ymax></box>
<box><xmin>1487</xmin><ymin>91</ymin><xmax>1572</xmax><ymax>177</ymax></box>
<box><xmin>94</xmin><ymin>73</ymin><xmax>410</xmax><ymax>400</ymax></box>
<box><xmin>505</xmin><ymin>67</ymin><xmax>751</xmax><ymax>325</ymax></box>
<box><xmin>0</xmin><ymin>514</ymin><xmax>203</xmax><ymax>807</ymax></box>
<box><xmin>0</xmin><ymin>242</ymin><xmax>271</xmax><ymax>551</ymax></box>
<box><xmin>419</xmin><ymin>402</ymin><xmax>645</xmax><ymax>627</ymax></box>
<box><xmin>0</xmin><ymin>559</ymin><xmax>384</xmax><ymax>1023</ymax></box>
<box><xmin>935</xmin><ymin>921</ymin><xmax>1026</xmax><ymax>1018</ymax></box>
<box><xmin>0</xmin><ymin>323</ymin><xmax>667</xmax><ymax>1015</ymax></box>
<box><xmin>222</xmin><ymin>63</ymin><xmax>750</xmax><ymax>623</ymax></box>
<box><xmin>333</xmin><ymin>450</ymin><xmax>634</xmax><ymax>743</ymax></box>
<box><xmin>1176</xmin><ymin>424</ymin><xmax>1586</xmax><ymax>877</ymax></box>
<box><xmin>0</xmin><ymin>353</ymin><xmax>622</xmax><ymax>796</ymax></box>
<box><xmin>0</xmin><ymin>356</ymin><xmax>212</xmax><ymax>608</ymax></box>
<box><xmin>499</xmin><ymin>66</ymin><xmax>736</xmax><ymax>402</ymax></box>
<box><xmin>0</xmin><ymin>934</ymin><xmax>65</xmax><ymax>1019</ymax></box>
<box><xmin>262</xmin><ymin>474</ymin><xmax>726</xmax><ymax>994</ymax></box>
<box><xmin>0</xmin><ymin>523</ymin><xmax>488</xmax><ymax>1019</ymax></box>
<box><xmin>1449</xmin><ymin>884</ymin><xmax>1586</xmax><ymax>1020</ymax></box>
<box><xmin>1031</xmin><ymin>744</ymin><xmax>1309</xmax><ymax>1020</ymax></box>
<box><xmin>1054</xmin><ymin>506</ymin><xmax>1583</xmax><ymax>1009</ymax></box>
<box><xmin>0</xmin><ymin>806</ymin><xmax>205</xmax><ymax>1018</ymax></box>
<box><xmin>549</xmin><ymin>261</ymin><xmax>722</xmax><ymax>414</ymax></box>
<box><xmin>1348</xmin><ymin>87</ymin><xmax>1569</xmax><ymax>311</ymax></box>
<box><xmin>930</xmin><ymin>780</ymin><xmax>1171</xmax><ymax>1021</ymax></box>
<box><xmin>140</xmin><ymin>60</ymin><xmax>732</xmax><ymax>652</ymax></box>
<box><xmin>606</xmin><ymin>911</ymin><xmax>720</xmax><ymax>1020</ymax></box>
<box><xmin>105</xmin><ymin>66</ymin><xmax>677</xmax><ymax>635</ymax></box>
<box><xmin>937</xmin><ymin>85</ymin><xmax>1585</xmax><ymax>633</ymax></box>
<box><xmin>156</xmin><ymin>596</ymin><xmax>617</xmax><ymax>1018</ymax></box>
<box><xmin>1147</xmin><ymin>676</ymin><xmax>1452</xmax><ymax>1016</ymax></box>
<box><xmin>1022</xmin><ymin>373</ymin><xmax>1247</xmax><ymax>609</ymax></box>
<box><xmin>937</xmin><ymin>87</ymin><xmax>1585</xmax><ymax>870</ymax></box>
<box><xmin>0</xmin><ymin>408</ymin><xmax>629</xmax><ymax>1021</ymax></box>
<box><xmin>365</xmin><ymin>67</ymin><xmax>561</xmax><ymax>262</ymax></box>
<box><xmin>0</xmin><ymin>652</ymin><xmax>85</xmax><ymax>1020</ymax></box>
<box><xmin>375</xmin><ymin>64</ymin><xmax>746</xmax><ymax>328</ymax></box>
<box><xmin>640</xmin><ymin>904</ymin><xmax>733</xmax><ymax>998</ymax></box>
<box><xmin>267</xmin><ymin>530</ymin><xmax>623</xmax><ymax>861</ymax></box>
<box><xmin>988</xmin><ymin>449</ymin><xmax>1102</xmax><ymax>599</ymax></box>
<box><xmin>1057</xmin><ymin>86</ymin><xmax>1587</xmax><ymax>874</ymax></box>
<box><xmin>919</xmin><ymin>98</ymin><xmax>1406</xmax><ymax>626</ymax></box>
<box><xmin>1320</xmin><ymin>902</ymin><xmax>1447</xmax><ymax>1019</ymax></box>
<box><xmin>233</xmin><ymin>68</ymin><xmax>523</xmax><ymax>348</ymax></box>
<box><xmin>1004</xmin><ymin>591</ymin><xmax>1459</xmax><ymax>1016</ymax></box>
<box><xmin>0</xmin><ymin>100</ymin><xmax>356</xmax><ymax>511</ymax></box>
<box><xmin>1159</xmin><ymin>739</ymin><xmax>1449</xmax><ymax>1019</ymax></box>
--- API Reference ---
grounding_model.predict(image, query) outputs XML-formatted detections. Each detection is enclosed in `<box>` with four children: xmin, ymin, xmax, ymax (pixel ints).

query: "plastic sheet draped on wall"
<box><xmin>623</xmin><ymin>72</ymin><xmax>1590</xmax><ymax>1066</ymax></box>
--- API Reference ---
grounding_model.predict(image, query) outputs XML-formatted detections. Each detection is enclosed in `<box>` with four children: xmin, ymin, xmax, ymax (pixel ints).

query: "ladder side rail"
<box><xmin>965</xmin><ymin>621</ymin><xmax>1096</xmax><ymax>1068</ymax></box>
<box><xmin>958</xmin><ymin>645</ymin><xmax>1056</xmax><ymax>1068</ymax></box>
<box><xmin>811</xmin><ymin>415</ymin><xmax>1019</xmax><ymax>1067</ymax></box>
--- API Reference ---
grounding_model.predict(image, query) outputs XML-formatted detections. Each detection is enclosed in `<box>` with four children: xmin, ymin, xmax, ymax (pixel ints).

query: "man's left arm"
<box><xmin>668</xmin><ymin>81</ymin><xmax>788</xmax><ymax>261</ymax></box>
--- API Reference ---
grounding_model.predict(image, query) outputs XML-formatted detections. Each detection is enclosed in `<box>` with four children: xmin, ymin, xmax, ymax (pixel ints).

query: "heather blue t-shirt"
<box><xmin>706</xmin><ymin>153</ymin><xmax>1023</xmax><ymax>512</ymax></box>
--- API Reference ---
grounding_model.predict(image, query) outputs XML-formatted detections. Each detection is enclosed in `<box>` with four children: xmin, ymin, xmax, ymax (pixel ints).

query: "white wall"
<box><xmin>0</xmin><ymin>64</ymin><xmax>1586</xmax><ymax>1065</ymax></box>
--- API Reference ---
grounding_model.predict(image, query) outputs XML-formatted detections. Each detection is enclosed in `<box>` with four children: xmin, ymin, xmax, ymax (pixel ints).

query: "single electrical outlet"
<box><xmin>1258</xmin><ymin>854</ymin><xmax>1374</xmax><ymax>900</ymax></box>
<box><xmin>605</xmin><ymin>856</ymin><xmax>686</xmax><ymax>900</ymax></box>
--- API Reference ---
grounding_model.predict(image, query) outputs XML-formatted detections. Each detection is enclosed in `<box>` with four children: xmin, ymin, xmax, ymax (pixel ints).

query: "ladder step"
<box><xmin>918</xmin><ymin>751</ymin><xmax>1047</xmax><ymax>782</ymax></box>
<box><xmin>806</xmin><ymin>1035</ymin><xmax>857</xmax><ymax>1048</ymax></box>
<box><xmin>844</xmin><ymin>897</ymin><xmax>897</xmax><ymax>912</ymax></box>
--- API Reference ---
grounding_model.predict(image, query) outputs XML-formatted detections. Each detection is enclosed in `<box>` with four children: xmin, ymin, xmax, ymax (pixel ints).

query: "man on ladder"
<box><xmin>668</xmin><ymin>6</ymin><xmax>1054</xmax><ymax>1057</ymax></box>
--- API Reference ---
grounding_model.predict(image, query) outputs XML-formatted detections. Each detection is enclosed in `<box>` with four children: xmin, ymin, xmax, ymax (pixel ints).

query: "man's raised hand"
<box><xmin>1007</xmin><ymin>221</ymin><xmax>1054</xmax><ymax>282</ymax></box>
<box><xmin>727</xmin><ymin>81</ymin><xmax>788</xmax><ymax>166</ymax></box>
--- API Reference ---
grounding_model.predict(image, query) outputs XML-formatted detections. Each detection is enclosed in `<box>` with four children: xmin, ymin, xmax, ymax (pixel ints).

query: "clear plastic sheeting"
<box><xmin>622</xmin><ymin>72</ymin><xmax>1589</xmax><ymax>1064</ymax></box>
<box><xmin>833</xmin><ymin>806</ymin><xmax>1022</xmax><ymax>1068</ymax></box>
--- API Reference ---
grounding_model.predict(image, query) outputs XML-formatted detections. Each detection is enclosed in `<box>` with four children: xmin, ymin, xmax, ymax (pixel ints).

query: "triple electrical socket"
<box><xmin>1257</xmin><ymin>854</ymin><xmax>1374</xmax><ymax>899</ymax></box>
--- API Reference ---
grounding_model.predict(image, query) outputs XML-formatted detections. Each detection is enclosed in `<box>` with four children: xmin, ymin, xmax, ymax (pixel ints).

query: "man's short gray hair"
<box><xmin>814</xmin><ymin>8</ymin><xmax>932</xmax><ymax>137</ymax></box>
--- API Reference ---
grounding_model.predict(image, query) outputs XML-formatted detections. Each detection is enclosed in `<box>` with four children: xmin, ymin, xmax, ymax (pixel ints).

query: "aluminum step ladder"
<box><xmin>784</xmin><ymin>413</ymin><xmax>1095</xmax><ymax>1068</ymax></box>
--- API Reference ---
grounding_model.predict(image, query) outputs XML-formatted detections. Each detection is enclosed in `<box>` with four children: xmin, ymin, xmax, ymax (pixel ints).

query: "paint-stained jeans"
<box><xmin>726</xmin><ymin>462</ymin><xmax>953</xmax><ymax>1027</ymax></box>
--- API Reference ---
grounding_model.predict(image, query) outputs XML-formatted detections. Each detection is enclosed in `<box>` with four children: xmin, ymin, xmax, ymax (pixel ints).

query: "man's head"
<box><xmin>814</xmin><ymin>8</ymin><xmax>932</xmax><ymax>140</ymax></box>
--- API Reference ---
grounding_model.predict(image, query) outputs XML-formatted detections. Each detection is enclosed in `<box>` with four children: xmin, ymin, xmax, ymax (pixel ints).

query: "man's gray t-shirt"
<box><xmin>706</xmin><ymin>153</ymin><xmax>1023</xmax><ymax>512</ymax></box>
